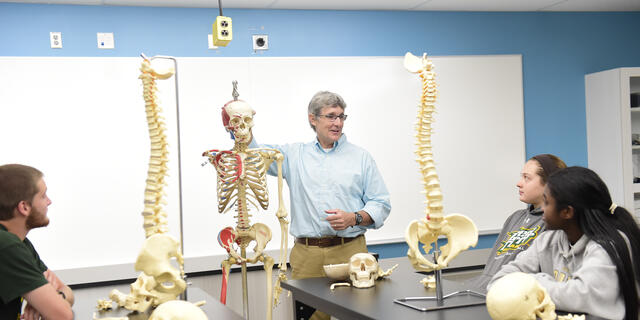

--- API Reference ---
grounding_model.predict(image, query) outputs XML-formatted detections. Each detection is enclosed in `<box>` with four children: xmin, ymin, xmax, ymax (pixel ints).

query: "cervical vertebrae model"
<box><xmin>106</xmin><ymin>58</ymin><xmax>187</xmax><ymax>314</ymax></box>
<box><xmin>403</xmin><ymin>52</ymin><xmax>478</xmax><ymax>274</ymax></box>
<box><xmin>203</xmin><ymin>82</ymin><xmax>289</xmax><ymax>320</ymax></box>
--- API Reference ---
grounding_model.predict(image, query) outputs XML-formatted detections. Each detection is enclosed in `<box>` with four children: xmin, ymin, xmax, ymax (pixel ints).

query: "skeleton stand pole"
<box><xmin>393</xmin><ymin>239</ymin><xmax>486</xmax><ymax>311</ymax></box>
<box><xmin>433</xmin><ymin>245</ymin><xmax>444</xmax><ymax>302</ymax></box>
<box><xmin>241</xmin><ymin>247</ymin><xmax>249</xmax><ymax>320</ymax></box>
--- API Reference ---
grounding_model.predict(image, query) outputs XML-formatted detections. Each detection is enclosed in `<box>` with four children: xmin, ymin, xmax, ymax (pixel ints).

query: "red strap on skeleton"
<box><xmin>218</xmin><ymin>227</ymin><xmax>236</xmax><ymax>304</ymax></box>
<box><xmin>214</xmin><ymin>151</ymin><xmax>243</xmax><ymax>182</ymax></box>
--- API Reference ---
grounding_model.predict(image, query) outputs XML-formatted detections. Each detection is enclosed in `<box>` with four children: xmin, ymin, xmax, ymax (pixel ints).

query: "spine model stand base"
<box><xmin>203</xmin><ymin>81</ymin><xmax>289</xmax><ymax>320</ymax></box>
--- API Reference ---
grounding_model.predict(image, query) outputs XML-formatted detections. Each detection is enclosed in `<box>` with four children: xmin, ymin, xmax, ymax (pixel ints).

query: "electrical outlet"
<box><xmin>50</xmin><ymin>32</ymin><xmax>62</xmax><ymax>49</ymax></box>
<box><xmin>252</xmin><ymin>35</ymin><xmax>268</xmax><ymax>51</ymax></box>
<box><xmin>212</xmin><ymin>16</ymin><xmax>232</xmax><ymax>47</ymax></box>
<box><xmin>97</xmin><ymin>33</ymin><xmax>115</xmax><ymax>49</ymax></box>
<box><xmin>207</xmin><ymin>34</ymin><xmax>219</xmax><ymax>49</ymax></box>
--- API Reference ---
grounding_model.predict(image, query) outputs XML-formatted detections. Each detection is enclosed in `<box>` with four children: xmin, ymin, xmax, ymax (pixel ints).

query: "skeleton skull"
<box><xmin>148</xmin><ymin>300</ymin><xmax>208</xmax><ymax>320</ymax></box>
<box><xmin>222</xmin><ymin>100</ymin><xmax>255</xmax><ymax>144</ymax></box>
<box><xmin>349</xmin><ymin>253</ymin><xmax>379</xmax><ymax>288</ymax></box>
<box><xmin>486</xmin><ymin>272</ymin><xmax>556</xmax><ymax>320</ymax></box>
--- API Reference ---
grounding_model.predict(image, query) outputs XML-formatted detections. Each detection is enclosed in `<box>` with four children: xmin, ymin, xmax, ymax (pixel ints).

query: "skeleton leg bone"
<box><xmin>219</xmin><ymin>257</ymin><xmax>237</xmax><ymax>305</ymax></box>
<box><xmin>262</xmin><ymin>255</ymin><xmax>275</xmax><ymax>320</ymax></box>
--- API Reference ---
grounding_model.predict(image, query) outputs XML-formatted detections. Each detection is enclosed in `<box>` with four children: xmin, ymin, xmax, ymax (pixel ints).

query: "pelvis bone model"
<box><xmin>403</xmin><ymin>52</ymin><xmax>478</xmax><ymax>273</ymax></box>
<box><xmin>106</xmin><ymin>57</ymin><xmax>186</xmax><ymax>313</ymax></box>
<box><xmin>202</xmin><ymin>81</ymin><xmax>289</xmax><ymax>320</ymax></box>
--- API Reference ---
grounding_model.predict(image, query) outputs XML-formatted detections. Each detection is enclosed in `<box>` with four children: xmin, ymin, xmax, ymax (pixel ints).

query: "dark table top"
<box><xmin>281</xmin><ymin>257</ymin><xmax>491</xmax><ymax>320</ymax></box>
<box><xmin>74</xmin><ymin>284</ymin><xmax>243</xmax><ymax>320</ymax></box>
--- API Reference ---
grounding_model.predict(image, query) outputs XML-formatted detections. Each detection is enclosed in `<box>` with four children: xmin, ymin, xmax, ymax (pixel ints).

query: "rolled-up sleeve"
<box><xmin>360</xmin><ymin>155</ymin><xmax>391</xmax><ymax>229</ymax></box>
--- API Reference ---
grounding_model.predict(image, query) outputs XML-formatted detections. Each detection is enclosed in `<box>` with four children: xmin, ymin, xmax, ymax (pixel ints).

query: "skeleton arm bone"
<box><xmin>253</xmin><ymin>149</ymin><xmax>289</xmax><ymax>270</ymax></box>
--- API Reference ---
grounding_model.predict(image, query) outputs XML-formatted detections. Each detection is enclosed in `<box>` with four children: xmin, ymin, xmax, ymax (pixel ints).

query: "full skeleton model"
<box><xmin>203</xmin><ymin>82</ymin><xmax>289</xmax><ymax>320</ymax></box>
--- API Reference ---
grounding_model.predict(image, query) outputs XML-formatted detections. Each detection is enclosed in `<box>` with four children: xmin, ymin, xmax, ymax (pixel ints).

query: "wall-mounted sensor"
<box><xmin>252</xmin><ymin>35</ymin><xmax>268</xmax><ymax>51</ymax></box>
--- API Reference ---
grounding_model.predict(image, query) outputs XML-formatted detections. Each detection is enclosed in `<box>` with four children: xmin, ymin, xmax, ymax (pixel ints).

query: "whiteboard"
<box><xmin>0</xmin><ymin>55</ymin><xmax>525</xmax><ymax>274</ymax></box>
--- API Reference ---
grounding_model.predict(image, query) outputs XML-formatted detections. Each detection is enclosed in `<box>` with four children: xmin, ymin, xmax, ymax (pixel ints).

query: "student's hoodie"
<box><xmin>489</xmin><ymin>230</ymin><xmax>625</xmax><ymax>319</ymax></box>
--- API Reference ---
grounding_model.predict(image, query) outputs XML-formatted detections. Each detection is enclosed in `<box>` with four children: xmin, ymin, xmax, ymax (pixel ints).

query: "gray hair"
<box><xmin>307</xmin><ymin>91</ymin><xmax>347</xmax><ymax>131</ymax></box>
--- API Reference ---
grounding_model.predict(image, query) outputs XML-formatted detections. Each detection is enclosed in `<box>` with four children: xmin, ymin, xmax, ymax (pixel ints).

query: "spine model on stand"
<box><xmin>403</xmin><ymin>52</ymin><xmax>479</xmax><ymax>279</ymax></box>
<box><xmin>105</xmin><ymin>57</ymin><xmax>187</xmax><ymax>314</ymax></box>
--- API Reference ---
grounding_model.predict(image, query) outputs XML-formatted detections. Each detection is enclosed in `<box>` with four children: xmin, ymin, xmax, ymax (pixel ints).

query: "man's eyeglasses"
<box><xmin>316</xmin><ymin>114</ymin><xmax>348</xmax><ymax>122</ymax></box>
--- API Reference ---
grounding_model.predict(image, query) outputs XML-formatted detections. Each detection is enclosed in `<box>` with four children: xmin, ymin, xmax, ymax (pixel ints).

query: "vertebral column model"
<box><xmin>203</xmin><ymin>82</ymin><xmax>289</xmax><ymax>320</ymax></box>
<box><xmin>108</xmin><ymin>57</ymin><xmax>186</xmax><ymax>312</ymax></box>
<box><xmin>403</xmin><ymin>52</ymin><xmax>479</xmax><ymax>275</ymax></box>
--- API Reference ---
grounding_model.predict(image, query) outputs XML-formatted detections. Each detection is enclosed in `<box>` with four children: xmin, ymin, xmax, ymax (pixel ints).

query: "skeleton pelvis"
<box><xmin>405</xmin><ymin>214</ymin><xmax>478</xmax><ymax>272</ymax></box>
<box><xmin>222</xmin><ymin>223</ymin><xmax>273</xmax><ymax>262</ymax></box>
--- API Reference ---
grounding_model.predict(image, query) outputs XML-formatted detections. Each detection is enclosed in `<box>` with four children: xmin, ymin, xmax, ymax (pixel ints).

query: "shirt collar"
<box><xmin>314</xmin><ymin>133</ymin><xmax>347</xmax><ymax>152</ymax></box>
<box><xmin>528</xmin><ymin>204</ymin><xmax>543</xmax><ymax>215</ymax></box>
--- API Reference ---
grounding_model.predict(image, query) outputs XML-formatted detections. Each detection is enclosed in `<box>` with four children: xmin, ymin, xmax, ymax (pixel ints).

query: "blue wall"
<box><xmin>3</xmin><ymin>4</ymin><xmax>640</xmax><ymax>165</ymax></box>
<box><xmin>2</xmin><ymin>4</ymin><xmax>640</xmax><ymax>258</ymax></box>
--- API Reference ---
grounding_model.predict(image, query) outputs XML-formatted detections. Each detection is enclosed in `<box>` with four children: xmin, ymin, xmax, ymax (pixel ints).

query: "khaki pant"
<box><xmin>289</xmin><ymin>235</ymin><xmax>367</xmax><ymax>320</ymax></box>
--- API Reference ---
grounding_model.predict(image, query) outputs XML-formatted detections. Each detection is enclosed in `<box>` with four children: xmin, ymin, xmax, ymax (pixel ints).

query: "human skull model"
<box><xmin>486</xmin><ymin>272</ymin><xmax>556</xmax><ymax>320</ymax></box>
<box><xmin>222</xmin><ymin>100</ymin><xmax>255</xmax><ymax>144</ymax></box>
<box><xmin>148</xmin><ymin>300</ymin><xmax>208</xmax><ymax>320</ymax></box>
<box><xmin>349</xmin><ymin>253</ymin><xmax>379</xmax><ymax>288</ymax></box>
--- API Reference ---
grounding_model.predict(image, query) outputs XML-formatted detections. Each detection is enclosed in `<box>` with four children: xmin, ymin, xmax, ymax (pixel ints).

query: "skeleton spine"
<box><xmin>139</xmin><ymin>60</ymin><xmax>173</xmax><ymax>238</ymax></box>
<box><xmin>235</xmin><ymin>181</ymin><xmax>251</xmax><ymax>232</ymax></box>
<box><xmin>414</xmin><ymin>60</ymin><xmax>443</xmax><ymax>218</ymax></box>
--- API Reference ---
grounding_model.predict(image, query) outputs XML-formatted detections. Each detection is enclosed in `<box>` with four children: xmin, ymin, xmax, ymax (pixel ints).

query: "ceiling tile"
<box><xmin>3</xmin><ymin>0</ymin><xmax>640</xmax><ymax>11</ymax></box>
<box><xmin>3</xmin><ymin>0</ymin><xmax>103</xmax><ymax>5</ymax></box>
<box><xmin>542</xmin><ymin>0</ymin><xmax>640</xmax><ymax>11</ymax></box>
<box><xmin>413</xmin><ymin>0</ymin><xmax>566</xmax><ymax>11</ymax></box>
<box><xmin>103</xmin><ymin>0</ymin><xmax>274</xmax><ymax>8</ymax></box>
<box><xmin>266</xmin><ymin>0</ymin><xmax>426</xmax><ymax>10</ymax></box>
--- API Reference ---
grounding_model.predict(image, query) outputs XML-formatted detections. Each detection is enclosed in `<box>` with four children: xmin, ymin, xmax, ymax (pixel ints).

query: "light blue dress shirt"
<box><xmin>251</xmin><ymin>134</ymin><xmax>391</xmax><ymax>238</ymax></box>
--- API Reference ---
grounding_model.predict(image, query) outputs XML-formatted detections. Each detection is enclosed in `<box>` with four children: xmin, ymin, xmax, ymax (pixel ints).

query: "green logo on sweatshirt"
<box><xmin>496</xmin><ymin>225</ymin><xmax>541</xmax><ymax>255</ymax></box>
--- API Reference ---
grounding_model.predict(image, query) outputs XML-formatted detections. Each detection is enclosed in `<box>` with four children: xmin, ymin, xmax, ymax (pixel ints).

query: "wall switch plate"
<box><xmin>207</xmin><ymin>34</ymin><xmax>219</xmax><ymax>49</ymax></box>
<box><xmin>50</xmin><ymin>32</ymin><xmax>62</xmax><ymax>49</ymax></box>
<box><xmin>252</xmin><ymin>35</ymin><xmax>268</xmax><ymax>51</ymax></box>
<box><xmin>97</xmin><ymin>32</ymin><xmax>115</xmax><ymax>49</ymax></box>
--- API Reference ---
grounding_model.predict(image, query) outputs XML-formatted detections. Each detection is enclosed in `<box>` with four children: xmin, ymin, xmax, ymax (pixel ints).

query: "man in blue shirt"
<box><xmin>253</xmin><ymin>91</ymin><xmax>391</xmax><ymax>320</ymax></box>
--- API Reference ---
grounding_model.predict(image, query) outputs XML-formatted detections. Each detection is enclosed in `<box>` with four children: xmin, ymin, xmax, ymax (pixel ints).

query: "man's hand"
<box><xmin>325</xmin><ymin>209</ymin><xmax>355</xmax><ymax>230</ymax></box>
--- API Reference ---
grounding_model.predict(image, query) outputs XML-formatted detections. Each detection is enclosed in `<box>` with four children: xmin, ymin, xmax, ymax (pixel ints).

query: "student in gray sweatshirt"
<box><xmin>470</xmin><ymin>154</ymin><xmax>566</xmax><ymax>292</ymax></box>
<box><xmin>489</xmin><ymin>167</ymin><xmax>640</xmax><ymax>320</ymax></box>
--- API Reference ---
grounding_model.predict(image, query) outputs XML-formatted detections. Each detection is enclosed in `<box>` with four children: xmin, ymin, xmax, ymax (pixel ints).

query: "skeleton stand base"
<box><xmin>394</xmin><ymin>246</ymin><xmax>486</xmax><ymax>312</ymax></box>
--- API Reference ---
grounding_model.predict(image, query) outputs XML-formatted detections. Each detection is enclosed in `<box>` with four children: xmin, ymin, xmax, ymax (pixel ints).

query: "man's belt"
<box><xmin>296</xmin><ymin>235</ymin><xmax>362</xmax><ymax>248</ymax></box>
